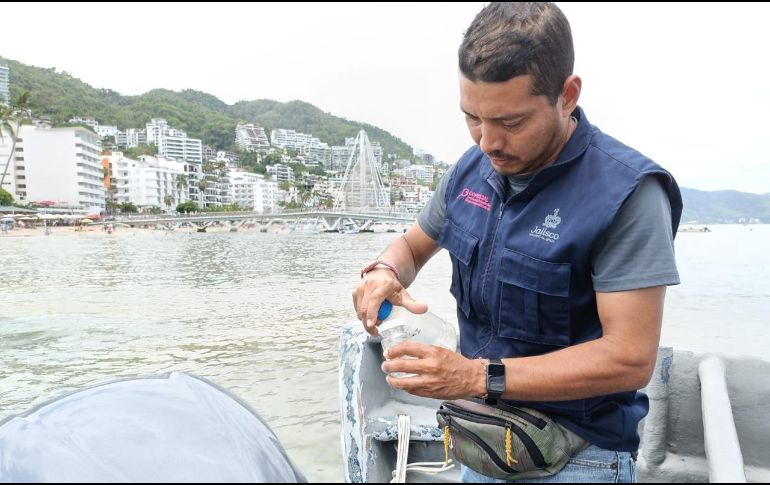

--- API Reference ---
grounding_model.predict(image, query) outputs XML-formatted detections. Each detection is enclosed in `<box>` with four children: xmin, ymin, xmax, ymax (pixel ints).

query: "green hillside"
<box><xmin>0</xmin><ymin>56</ymin><xmax>415</xmax><ymax>158</ymax></box>
<box><xmin>681</xmin><ymin>188</ymin><xmax>770</xmax><ymax>224</ymax></box>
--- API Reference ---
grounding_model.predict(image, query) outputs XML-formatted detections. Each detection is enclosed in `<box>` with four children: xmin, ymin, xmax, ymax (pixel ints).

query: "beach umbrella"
<box><xmin>81</xmin><ymin>218</ymin><xmax>94</xmax><ymax>224</ymax></box>
<box><xmin>1</xmin><ymin>217</ymin><xmax>15</xmax><ymax>223</ymax></box>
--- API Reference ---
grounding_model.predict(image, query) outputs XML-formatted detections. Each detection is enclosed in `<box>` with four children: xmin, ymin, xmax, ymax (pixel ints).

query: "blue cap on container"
<box><xmin>377</xmin><ymin>300</ymin><xmax>393</xmax><ymax>321</ymax></box>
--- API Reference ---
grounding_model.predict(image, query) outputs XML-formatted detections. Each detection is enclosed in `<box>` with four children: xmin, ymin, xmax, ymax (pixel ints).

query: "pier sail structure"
<box><xmin>334</xmin><ymin>130</ymin><xmax>390</xmax><ymax>212</ymax></box>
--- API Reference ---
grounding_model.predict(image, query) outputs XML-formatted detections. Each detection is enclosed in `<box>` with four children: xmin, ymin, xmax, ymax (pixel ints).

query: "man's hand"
<box><xmin>352</xmin><ymin>268</ymin><xmax>427</xmax><ymax>336</ymax></box>
<box><xmin>351</xmin><ymin>225</ymin><xmax>441</xmax><ymax>336</ymax></box>
<box><xmin>381</xmin><ymin>341</ymin><xmax>486</xmax><ymax>400</ymax></box>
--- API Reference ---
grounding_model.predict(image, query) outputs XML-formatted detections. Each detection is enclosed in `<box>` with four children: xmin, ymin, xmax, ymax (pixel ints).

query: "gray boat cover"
<box><xmin>0</xmin><ymin>372</ymin><xmax>306</xmax><ymax>483</ymax></box>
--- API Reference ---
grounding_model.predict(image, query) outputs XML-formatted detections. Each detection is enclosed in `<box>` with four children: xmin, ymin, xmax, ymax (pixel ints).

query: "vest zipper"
<box><xmin>479</xmin><ymin>201</ymin><xmax>505</xmax><ymax>327</ymax></box>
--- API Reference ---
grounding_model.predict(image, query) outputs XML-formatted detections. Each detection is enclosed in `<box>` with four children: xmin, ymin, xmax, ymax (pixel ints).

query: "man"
<box><xmin>352</xmin><ymin>2</ymin><xmax>681</xmax><ymax>482</ymax></box>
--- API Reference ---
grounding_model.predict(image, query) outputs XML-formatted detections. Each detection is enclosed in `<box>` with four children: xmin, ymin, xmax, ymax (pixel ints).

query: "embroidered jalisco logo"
<box><xmin>457</xmin><ymin>187</ymin><xmax>491</xmax><ymax>212</ymax></box>
<box><xmin>543</xmin><ymin>209</ymin><xmax>562</xmax><ymax>229</ymax></box>
<box><xmin>530</xmin><ymin>208</ymin><xmax>561</xmax><ymax>243</ymax></box>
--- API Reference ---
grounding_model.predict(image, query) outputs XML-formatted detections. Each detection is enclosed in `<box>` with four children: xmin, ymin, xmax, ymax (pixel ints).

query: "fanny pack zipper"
<box><xmin>442</xmin><ymin>414</ymin><xmax>519</xmax><ymax>474</ymax></box>
<box><xmin>438</xmin><ymin>406</ymin><xmax>547</xmax><ymax>468</ymax></box>
<box><xmin>466</xmin><ymin>398</ymin><xmax>547</xmax><ymax>429</ymax></box>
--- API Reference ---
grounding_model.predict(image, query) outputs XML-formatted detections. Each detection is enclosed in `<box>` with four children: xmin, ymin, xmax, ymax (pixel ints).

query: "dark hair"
<box><xmin>459</xmin><ymin>2</ymin><xmax>574</xmax><ymax>104</ymax></box>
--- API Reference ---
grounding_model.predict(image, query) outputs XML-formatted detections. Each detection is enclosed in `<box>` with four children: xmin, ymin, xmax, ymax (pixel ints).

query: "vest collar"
<box><xmin>480</xmin><ymin>106</ymin><xmax>593</xmax><ymax>201</ymax></box>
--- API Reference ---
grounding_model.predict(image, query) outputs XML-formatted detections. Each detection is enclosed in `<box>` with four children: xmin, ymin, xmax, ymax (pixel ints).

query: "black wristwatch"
<box><xmin>485</xmin><ymin>358</ymin><xmax>506</xmax><ymax>405</ymax></box>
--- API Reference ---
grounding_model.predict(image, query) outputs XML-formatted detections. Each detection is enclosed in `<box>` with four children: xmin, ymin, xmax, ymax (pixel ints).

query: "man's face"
<box><xmin>459</xmin><ymin>73</ymin><xmax>566</xmax><ymax>176</ymax></box>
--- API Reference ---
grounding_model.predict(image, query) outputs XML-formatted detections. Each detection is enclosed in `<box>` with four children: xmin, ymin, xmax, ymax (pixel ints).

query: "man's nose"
<box><xmin>478</xmin><ymin>123</ymin><xmax>504</xmax><ymax>154</ymax></box>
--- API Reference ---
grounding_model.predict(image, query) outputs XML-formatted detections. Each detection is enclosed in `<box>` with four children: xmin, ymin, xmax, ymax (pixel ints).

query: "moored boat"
<box><xmin>339</xmin><ymin>323</ymin><xmax>770</xmax><ymax>483</ymax></box>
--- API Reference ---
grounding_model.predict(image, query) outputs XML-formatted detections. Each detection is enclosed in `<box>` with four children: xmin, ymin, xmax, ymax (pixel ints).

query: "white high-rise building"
<box><xmin>158</xmin><ymin>135</ymin><xmax>202</xmax><ymax>164</ymax></box>
<box><xmin>11</xmin><ymin>126</ymin><xmax>105</xmax><ymax>211</ymax></box>
<box><xmin>0</xmin><ymin>64</ymin><xmax>10</xmax><ymax>106</ymax></box>
<box><xmin>107</xmin><ymin>152</ymin><xmax>188</xmax><ymax>209</ymax></box>
<box><xmin>95</xmin><ymin>125</ymin><xmax>118</xmax><ymax>138</ymax></box>
<box><xmin>0</xmin><ymin>125</ymin><xmax>26</xmax><ymax>201</ymax></box>
<box><xmin>224</xmin><ymin>170</ymin><xmax>279</xmax><ymax>213</ymax></box>
<box><xmin>267</xmin><ymin>163</ymin><xmax>294</xmax><ymax>183</ymax></box>
<box><xmin>302</xmin><ymin>140</ymin><xmax>331</xmax><ymax>166</ymax></box>
<box><xmin>256</xmin><ymin>178</ymin><xmax>280</xmax><ymax>213</ymax></box>
<box><xmin>269</xmin><ymin>129</ymin><xmax>332</xmax><ymax>165</ymax></box>
<box><xmin>404</xmin><ymin>164</ymin><xmax>435</xmax><ymax>185</ymax></box>
<box><xmin>271</xmin><ymin>129</ymin><xmax>313</xmax><ymax>149</ymax></box>
<box><xmin>228</xmin><ymin>170</ymin><xmax>260</xmax><ymax>210</ymax></box>
<box><xmin>67</xmin><ymin>118</ymin><xmax>119</xmax><ymax>140</ymax></box>
<box><xmin>115</xmin><ymin>128</ymin><xmax>147</xmax><ymax>148</ymax></box>
<box><xmin>235</xmin><ymin>124</ymin><xmax>270</xmax><ymax>152</ymax></box>
<box><xmin>68</xmin><ymin>116</ymin><xmax>99</xmax><ymax>129</ymax></box>
<box><xmin>146</xmin><ymin>118</ymin><xmax>187</xmax><ymax>145</ymax></box>
<box><xmin>146</xmin><ymin>118</ymin><xmax>169</xmax><ymax>145</ymax></box>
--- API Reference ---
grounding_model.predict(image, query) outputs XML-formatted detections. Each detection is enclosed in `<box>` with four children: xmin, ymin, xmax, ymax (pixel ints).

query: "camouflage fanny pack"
<box><xmin>436</xmin><ymin>398</ymin><xmax>588</xmax><ymax>480</ymax></box>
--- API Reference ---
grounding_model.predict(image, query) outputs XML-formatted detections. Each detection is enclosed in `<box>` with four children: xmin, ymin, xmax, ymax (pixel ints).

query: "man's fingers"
<box><xmin>382</xmin><ymin>356</ymin><xmax>430</xmax><ymax>377</ymax></box>
<box><xmin>365</xmin><ymin>293</ymin><xmax>385</xmax><ymax>332</ymax></box>
<box><xmin>383</xmin><ymin>341</ymin><xmax>432</xmax><ymax>360</ymax></box>
<box><xmin>385</xmin><ymin>374</ymin><xmax>425</xmax><ymax>392</ymax></box>
<box><xmin>392</xmin><ymin>289</ymin><xmax>428</xmax><ymax>315</ymax></box>
<box><xmin>356</xmin><ymin>287</ymin><xmax>369</xmax><ymax>323</ymax></box>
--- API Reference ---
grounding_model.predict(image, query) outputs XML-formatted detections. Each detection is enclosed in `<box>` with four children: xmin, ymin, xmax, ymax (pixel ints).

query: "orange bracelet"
<box><xmin>360</xmin><ymin>260</ymin><xmax>401</xmax><ymax>282</ymax></box>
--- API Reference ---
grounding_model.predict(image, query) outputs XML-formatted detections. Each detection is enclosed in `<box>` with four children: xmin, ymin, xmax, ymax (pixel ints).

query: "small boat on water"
<box><xmin>339</xmin><ymin>222</ymin><xmax>358</xmax><ymax>234</ymax></box>
<box><xmin>339</xmin><ymin>323</ymin><xmax>770</xmax><ymax>483</ymax></box>
<box><xmin>2</xmin><ymin>324</ymin><xmax>767</xmax><ymax>482</ymax></box>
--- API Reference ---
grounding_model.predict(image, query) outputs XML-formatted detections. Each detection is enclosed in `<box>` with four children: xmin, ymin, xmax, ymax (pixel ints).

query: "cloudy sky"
<box><xmin>1</xmin><ymin>2</ymin><xmax>768</xmax><ymax>193</ymax></box>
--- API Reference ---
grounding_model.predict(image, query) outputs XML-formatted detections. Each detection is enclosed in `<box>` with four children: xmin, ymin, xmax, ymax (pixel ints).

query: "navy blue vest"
<box><xmin>436</xmin><ymin>107</ymin><xmax>682</xmax><ymax>451</ymax></box>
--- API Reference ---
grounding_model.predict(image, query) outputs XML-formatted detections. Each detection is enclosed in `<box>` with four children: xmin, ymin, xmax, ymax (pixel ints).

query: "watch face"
<box><xmin>489</xmin><ymin>362</ymin><xmax>505</xmax><ymax>377</ymax></box>
<box><xmin>487</xmin><ymin>359</ymin><xmax>506</xmax><ymax>398</ymax></box>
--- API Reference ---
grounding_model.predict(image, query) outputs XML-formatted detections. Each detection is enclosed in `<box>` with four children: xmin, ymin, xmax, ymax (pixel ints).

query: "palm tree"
<box><xmin>175</xmin><ymin>173</ymin><xmax>188</xmax><ymax>201</ymax></box>
<box><xmin>175</xmin><ymin>173</ymin><xmax>188</xmax><ymax>192</ymax></box>
<box><xmin>0</xmin><ymin>92</ymin><xmax>31</xmax><ymax>189</ymax></box>
<box><xmin>163</xmin><ymin>194</ymin><xmax>174</xmax><ymax>211</ymax></box>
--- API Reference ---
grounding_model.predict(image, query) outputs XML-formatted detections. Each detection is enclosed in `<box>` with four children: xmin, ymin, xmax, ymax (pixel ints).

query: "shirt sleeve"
<box><xmin>591</xmin><ymin>175</ymin><xmax>680</xmax><ymax>292</ymax></box>
<box><xmin>417</xmin><ymin>164</ymin><xmax>455</xmax><ymax>241</ymax></box>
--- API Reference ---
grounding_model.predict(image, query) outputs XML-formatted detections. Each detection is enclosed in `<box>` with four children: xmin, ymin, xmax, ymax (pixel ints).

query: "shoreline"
<box><xmin>0</xmin><ymin>225</ymin><xmax>241</xmax><ymax>238</ymax></box>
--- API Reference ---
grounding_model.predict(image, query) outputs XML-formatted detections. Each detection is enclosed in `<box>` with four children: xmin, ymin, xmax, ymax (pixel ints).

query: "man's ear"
<box><xmin>561</xmin><ymin>74</ymin><xmax>582</xmax><ymax>114</ymax></box>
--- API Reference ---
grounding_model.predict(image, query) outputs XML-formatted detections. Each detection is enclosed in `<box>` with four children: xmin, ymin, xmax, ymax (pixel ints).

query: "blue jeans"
<box><xmin>460</xmin><ymin>445</ymin><xmax>636</xmax><ymax>483</ymax></box>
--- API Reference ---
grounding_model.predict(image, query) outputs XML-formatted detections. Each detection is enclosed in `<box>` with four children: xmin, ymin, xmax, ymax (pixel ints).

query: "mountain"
<box><xmin>0</xmin><ymin>56</ymin><xmax>416</xmax><ymax>158</ymax></box>
<box><xmin>4</xmin><ymin>57</ymin><xmax>768</xmax><ymax>222</ymax></box>
<box><xmin>681</xmin><ymin>187</ymin><xmax>770</xmax><ymax>223</ymax></box>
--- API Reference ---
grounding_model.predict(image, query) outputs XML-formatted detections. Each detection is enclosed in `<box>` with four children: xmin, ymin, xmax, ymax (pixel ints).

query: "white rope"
<box><xmin>390</xmin><ymin>414</ymin><xmax>455</xmax><ymax>483</ymax></box>
<box><xmin>391</xmin><ymin>414</ymin><xmax>411</xmax><ymax>483</ymax></box>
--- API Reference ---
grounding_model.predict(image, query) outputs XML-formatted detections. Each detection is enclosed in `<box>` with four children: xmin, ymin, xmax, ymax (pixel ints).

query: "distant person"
<box><xmin>352</xmin><ymin>2</ymin><xmax>682</xmax><ymax>482</ymax></box>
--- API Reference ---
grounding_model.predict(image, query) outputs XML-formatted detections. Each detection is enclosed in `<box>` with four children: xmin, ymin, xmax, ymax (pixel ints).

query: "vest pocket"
<box><xmin>438</xmin><ymin>221</ymin><xmax>479</xmax><ymax>318</ymax></box>
<box><xmin>497</xmin><ymin>249</ymin><xmax>571</xmax><ymax>347</ymax></box>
